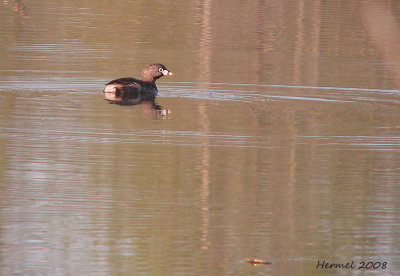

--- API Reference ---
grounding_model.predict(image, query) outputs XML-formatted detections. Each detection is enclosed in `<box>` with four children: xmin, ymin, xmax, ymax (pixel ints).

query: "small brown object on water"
<box><xmin>245</xmin><ymin>258</ymin><xmax>272</xmax><ymax>265</ymax></box>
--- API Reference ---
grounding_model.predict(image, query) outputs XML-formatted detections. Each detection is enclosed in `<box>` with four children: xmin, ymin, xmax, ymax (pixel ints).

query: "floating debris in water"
<box><xmin>245</xmin><ymin>258</ymin><xmax>272</xmax><ymax>265</ymax></box>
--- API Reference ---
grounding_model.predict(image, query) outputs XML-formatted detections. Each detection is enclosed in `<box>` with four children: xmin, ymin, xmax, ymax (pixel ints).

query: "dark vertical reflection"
<box><xmin>293</xmin><ymin>1</ymin><xmax>321</xmax><ymax>86</ymax></box>
<box><xmin>361</xmin><ymin>0</ymin><xmax>400</xmax><ymax>87</ymax></box>
<box><xmin>254</xmin><ymin>0</ymin><xmax>283</xmax><ymax>84</ymax></box>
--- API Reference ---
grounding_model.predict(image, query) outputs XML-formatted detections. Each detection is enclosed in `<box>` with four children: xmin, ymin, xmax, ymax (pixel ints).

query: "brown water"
<box><xmin>1</xmin><ymin>1</ymin><xmax>400</xmax><ymax>275</ymax></box>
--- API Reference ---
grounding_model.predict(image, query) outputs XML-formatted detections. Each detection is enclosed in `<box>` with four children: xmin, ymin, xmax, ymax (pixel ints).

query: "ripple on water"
<box><xmin>2</xmin><ymin>78</ymin><xmax>400</xmax><ymax>106</ymax></box>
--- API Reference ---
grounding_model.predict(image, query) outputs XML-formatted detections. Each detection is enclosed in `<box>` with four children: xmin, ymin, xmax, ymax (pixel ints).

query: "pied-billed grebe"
<box><xmin>103</xmin><ymin>63</ymin><xmax>173</xmax><ymax>96</ymax></box>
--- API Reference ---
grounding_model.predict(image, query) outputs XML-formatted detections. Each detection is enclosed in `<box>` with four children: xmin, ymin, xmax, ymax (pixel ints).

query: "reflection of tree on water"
<box><xmin>103</xmin><ymin>86</ymin><xmax>170</xmax><ymax>119</ymax></box>
<box><xmin>361</xmin><ymin>1</ymin><xmax>400</xmax><ymax>89</ymax></box>
<box><xmin>3</xmin><ymin>0</ymin><xmax>28</xmax><ymax>17</ymax></box>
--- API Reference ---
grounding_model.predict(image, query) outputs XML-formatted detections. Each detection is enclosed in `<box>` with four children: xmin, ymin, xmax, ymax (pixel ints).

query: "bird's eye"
<box><xmin>159</xmin><ymin>68</ymin><xmax>164</xmax><ymax>72</ymax></box>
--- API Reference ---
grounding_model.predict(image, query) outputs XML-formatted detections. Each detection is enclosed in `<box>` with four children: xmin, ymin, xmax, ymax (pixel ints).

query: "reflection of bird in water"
<box><xmin>104</xmin><ymin>63</ymin><xmax>173</xmax><ymax>118</ymax></box>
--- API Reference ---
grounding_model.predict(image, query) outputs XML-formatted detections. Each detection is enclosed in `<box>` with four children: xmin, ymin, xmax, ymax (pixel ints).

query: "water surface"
<box><xmin>1</xmin><ymin>0</ymin><xmax>400</xmax><ymax>275</ymax></box>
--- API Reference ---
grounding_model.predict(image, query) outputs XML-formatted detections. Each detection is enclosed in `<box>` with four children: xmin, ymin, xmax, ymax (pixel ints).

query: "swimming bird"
<box><xmin>103</xmin><ymin>64</ymin><xmax>173</xmax><ymax>118</ymax></box>
<box><xmin>104</xmin><ymin>63</ymin><xmax>173</xmax><ymax>98</ymax></box>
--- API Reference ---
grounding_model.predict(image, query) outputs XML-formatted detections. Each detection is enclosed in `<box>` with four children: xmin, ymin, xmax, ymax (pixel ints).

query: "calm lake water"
<box><xmin>1</xmin><ymin>0</ymin><xmax>400</xmax><ymax>275</ymax></box>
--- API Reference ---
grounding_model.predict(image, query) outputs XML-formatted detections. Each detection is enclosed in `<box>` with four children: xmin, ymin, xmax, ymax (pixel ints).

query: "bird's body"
<box><xmin>104</xmin><ymin>63</ymin><xmax>173</xmax><ymax>96</ymax></box>
<box><xmin>103</xmin><ymin>63</ymin><xmax>173</xmax><ymax>107</ymax></box>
